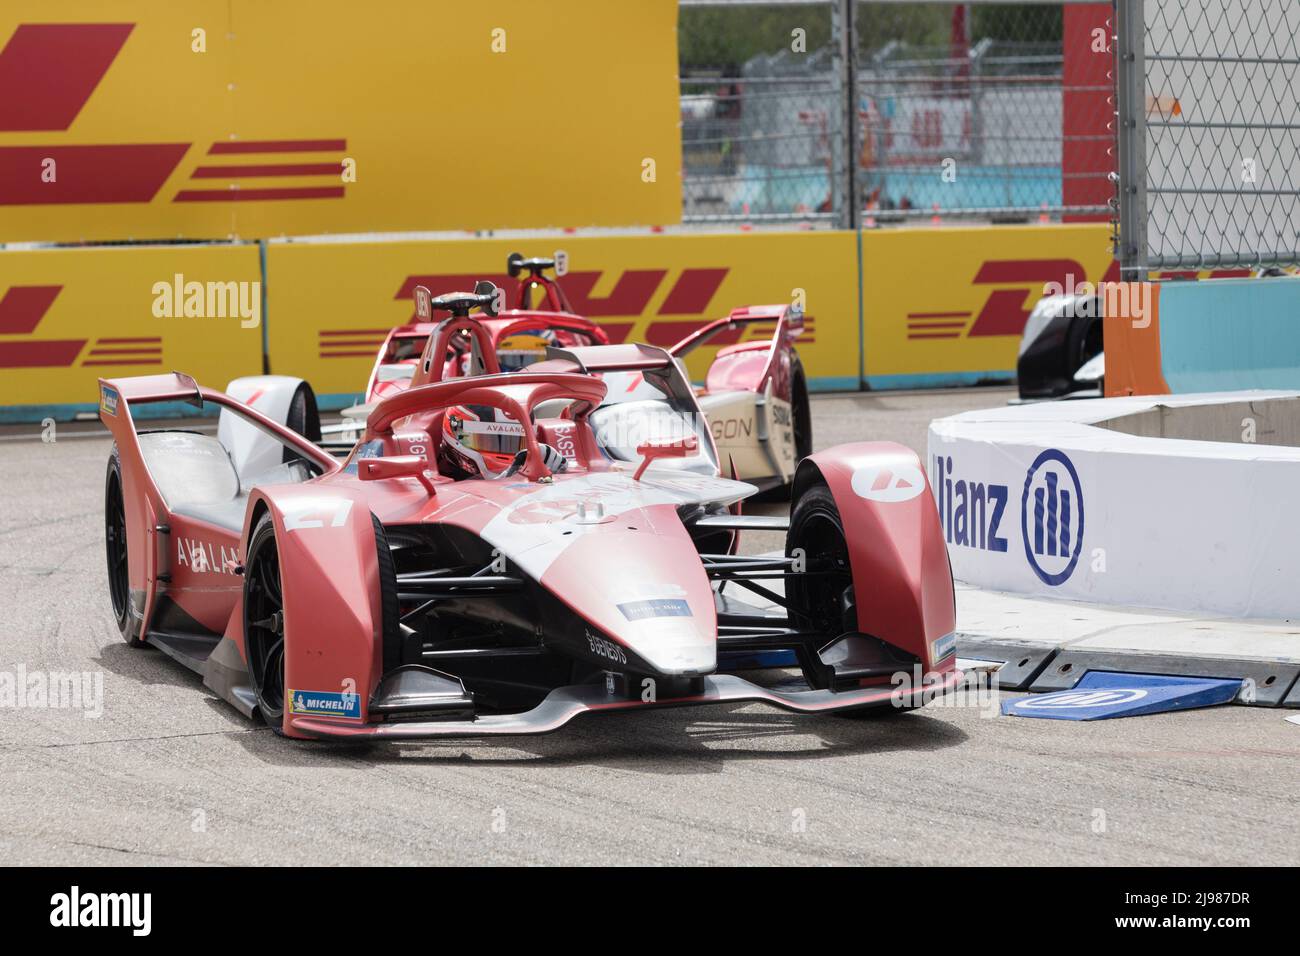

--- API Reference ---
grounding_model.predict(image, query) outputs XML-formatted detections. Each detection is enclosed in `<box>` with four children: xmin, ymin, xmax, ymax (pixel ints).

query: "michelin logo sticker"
<box><xmin>289</xmin><ymin>688</ymin><xmax>361</xmax><ymax>719</ymax></box>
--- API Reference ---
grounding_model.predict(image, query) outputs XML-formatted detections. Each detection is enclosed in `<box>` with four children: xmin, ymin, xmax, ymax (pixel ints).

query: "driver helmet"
<box><xmin>497</xmin><ymin>329</ymin><xmax>558</xmax><ymax>372</ymax></box>
<box><xmin>438</xmin><ymin>404</ymin><xmax>526</xmax><ymax>479</ymax></box>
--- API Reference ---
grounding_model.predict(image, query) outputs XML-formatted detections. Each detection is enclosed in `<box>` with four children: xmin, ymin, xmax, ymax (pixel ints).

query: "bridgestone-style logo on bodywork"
<box><xmin>851</xmin><ymin>463</ymin><xmax>925</xmax><ymax>502</ymax></box>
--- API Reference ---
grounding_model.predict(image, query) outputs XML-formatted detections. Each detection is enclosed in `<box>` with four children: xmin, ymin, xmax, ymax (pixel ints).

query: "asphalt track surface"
<box><xmin>1</xmin><ymin>387</ymin><xmax>1296</xmax><ymax>866</ymax></box>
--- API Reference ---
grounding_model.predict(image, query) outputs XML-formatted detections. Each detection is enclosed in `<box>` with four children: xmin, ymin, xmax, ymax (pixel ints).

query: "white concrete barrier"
<box><xmin>927</xmin><ymin>390</ymin><xmax>1300</xmax><ymax>620</ymax></box>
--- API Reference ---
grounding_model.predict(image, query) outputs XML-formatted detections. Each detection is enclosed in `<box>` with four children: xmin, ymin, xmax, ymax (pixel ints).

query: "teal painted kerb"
<box><xmin>0</xmin><ymin>392</ymin><xmax>365</xmax><ymax>424</ymax></box>
<box><xmin>0</xmin><ymin>401</ymin><xmax>212</xmax><ymax>424</ymax></box>
<box><xmin>808</xmin><ymin>375</ymin><xmax>859</xmax><ymax>392</ymax></box>
<box><xmin>1159</xmin><ymin>278</ymin><xmax>1300</xmax><ymax>393</ymax></box>
<box><xmin>865</xmin><ymin>370</ymin><xmax>1015</xmax><ymax>390</ymax></box>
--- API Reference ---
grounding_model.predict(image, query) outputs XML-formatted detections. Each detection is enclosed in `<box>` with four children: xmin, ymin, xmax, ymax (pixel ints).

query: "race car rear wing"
<box><xmin>540</xmin><ymin>342</ymin><xmax>676</xmax><ymax>373</ymax></box>
<box><xmin>669</xmin><ymin>305</ymin><xmax>803</xmax><ymax>359</ymax></box>
<box><xmin>98</xmin><ymin>372</ymin><xmax>340</xmax><ymax>477</ymax></box>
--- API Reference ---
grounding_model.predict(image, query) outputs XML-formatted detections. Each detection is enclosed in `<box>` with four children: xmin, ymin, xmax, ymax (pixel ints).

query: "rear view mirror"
<box><xmin>633</xmin><ymin>436</ymin><xmax>698</xmax><ymax>481</ymax></box>
<box><xmin>358</xmin><ymin>455</ymin><xmax>437</xmax><ymax>494</ymax></box>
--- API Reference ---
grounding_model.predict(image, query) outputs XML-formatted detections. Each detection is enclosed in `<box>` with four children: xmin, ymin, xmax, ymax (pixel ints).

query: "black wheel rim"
<box><xmin>105</xmin><ymin>472</ymin><xmax>129</xmax><ymax>623</ymax></box>
<box><xmin>792</xmin><ymin>512</ymin><xmax>854</xmax><ymax>633</ymax></box>
<box><xmin>245</xmin><ymin>533</ymin><xmax>286</xmax><ymax>720</ymax></box>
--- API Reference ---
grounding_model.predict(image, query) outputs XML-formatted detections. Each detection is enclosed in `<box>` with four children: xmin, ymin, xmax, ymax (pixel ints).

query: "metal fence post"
<box><xmin>1115</xmin><ymin>0</ymin><xmax>1147</xmax><ymax>276</ymax></box>
<box><xmin>830</xmin><ymin>0</ymin><xmax>860</xmax><ymax>230</ymax></box>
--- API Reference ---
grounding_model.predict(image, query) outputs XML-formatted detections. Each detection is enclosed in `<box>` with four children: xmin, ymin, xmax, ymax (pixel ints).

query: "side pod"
<box><xmin>792</xmin><ymin>442</ymin><xmax>956</xmax><ymax>673</ymax></box>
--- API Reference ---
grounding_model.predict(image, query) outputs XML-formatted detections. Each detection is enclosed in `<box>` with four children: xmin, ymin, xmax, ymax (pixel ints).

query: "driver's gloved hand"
<box><xmin>502</xmin><ymin>443</ymin><xmax>568</xmax><ymax>478</ymax></box>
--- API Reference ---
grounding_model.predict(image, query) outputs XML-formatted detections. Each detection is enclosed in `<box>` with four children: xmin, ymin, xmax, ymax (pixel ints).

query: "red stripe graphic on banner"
<box><xmin>208</xmin><ymin>139</ymin><xmax>346</xmax><ymax>154</ymax></box>
<box><xmin>0</xmin><ymin>286</ymin><xmax>61</xmax><ymax>333</ymax></box>
<box><xmin>192</xmin><ymin>163</ymin><xmax>343</xmax><ymax>178</ymax></box>
<box><xmin>0</xmin><ymin>145</ymin><xmax>187</xmax><ymax>204</ymax></box>
<box><xmin>0</xmin><ymin>23</ymin><xmax>134</xmax><ymax>131</ymax></box>
<box><xmin>0</xmin><ymin>340</ymin><xmax>85</xmax><ymax>367</ymax></box>
<box><xmin>174</xmin><ymin>186</ymin><xmax>344</xmax><ymax>202</ymax></box>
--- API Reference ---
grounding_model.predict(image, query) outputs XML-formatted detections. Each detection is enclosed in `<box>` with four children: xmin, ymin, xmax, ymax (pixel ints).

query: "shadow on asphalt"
<box><xmin>96</xmin><ymin>636</ymin><xmax>209</xmax><ymax>692</ymax></box>
<box><xmin>227</xmin><ymin>702</ymin><xmax>969</xmax><ymax>771</ymax></box>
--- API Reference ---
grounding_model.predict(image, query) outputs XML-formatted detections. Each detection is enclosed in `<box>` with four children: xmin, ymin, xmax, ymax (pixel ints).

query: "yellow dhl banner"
<box><xmin>0</xmin><ymin>244</ymin><xmax>263</xmax><ymax>410</ymax></box>
<box><xmin>264</xmin><ymin>231</ymin><xmax>862</xmax><ymax>397</ymax></box>
<box><xmin>861</xmin><ymin>223</ymin><xmax>1116</xmax><ymax>386</ymax></box>
<box><xmin>0</xmin><ymin>0</ymin><xmax>681</xmax><ymax>243</ymax></box>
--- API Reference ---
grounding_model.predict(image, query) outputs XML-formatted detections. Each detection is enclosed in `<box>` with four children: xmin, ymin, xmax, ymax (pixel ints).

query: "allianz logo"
<box><xmin>932</xmin><ymin>453</ymin><xmax>1010</xmax><ymax>553</ymax></box>
<box><xmin>932</xmin><ymin>449</ymin><xmax>1086</xmax><ymax>586</ymax></box>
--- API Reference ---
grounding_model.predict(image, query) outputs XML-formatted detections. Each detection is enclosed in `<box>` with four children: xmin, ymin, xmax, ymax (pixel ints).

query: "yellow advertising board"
<box><xmin>0</xmin><ymin>1</ymin><xmax>680</xmax><ymax>243</ymax></box>
<box><xmin>861</xmin><ymin>223</ymin><xmax>1115</xmax><ymax>386</ymax></box>
<box><xmin>0</xmin><ymin>244</ymin><xmax>263</xmax><ymax>413</ymax></box>
<box><xmin>0</xmin><ymin>224</ymin><xmax>1138</xmax><ymax>419</ymax></box>
<box><xmin>265</xmin><ymin>231</ymin><xmax>862</xmax><ymax>400</ymax></box>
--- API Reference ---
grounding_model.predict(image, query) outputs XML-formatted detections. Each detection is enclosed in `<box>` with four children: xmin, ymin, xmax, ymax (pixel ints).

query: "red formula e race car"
<box><xmin>302</xmin><ymin>253</ymin><xmax>813</xmax><ymax>493</ymax></box>
<box><xmin>99</xmin><ymin>289</ymin><xmax>959</xmax><ymax>740</ymax></box>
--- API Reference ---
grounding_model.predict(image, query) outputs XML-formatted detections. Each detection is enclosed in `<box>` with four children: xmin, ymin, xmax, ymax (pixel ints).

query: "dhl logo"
<box><xmin>315</xmin><ymin>268</ymin><xmax>816</xmax><ymax>359</ymax></box>
<box><xmin>0</xmin><ymin>284</ymin><xmax>162</xmax><ymax>369</ymax></box>
<box><xmin>0</xmin><ymin>23</ymin><xmax>347</xmax><ymax>206</ymax></box>
<box><xmin>905</xmin><ymin>258</ymin><xmax>1252</xmax><ymax>341</ymax></box>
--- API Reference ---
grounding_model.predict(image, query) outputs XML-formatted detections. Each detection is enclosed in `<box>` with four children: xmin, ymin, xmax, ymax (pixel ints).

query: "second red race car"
<box><xmin>278</xmin><ymin>252</ymin><xmax>814</xmax><ymax>493</ymax></box>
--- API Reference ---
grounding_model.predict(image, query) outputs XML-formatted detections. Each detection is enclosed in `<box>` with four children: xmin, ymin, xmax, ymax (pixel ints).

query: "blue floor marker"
<box><xmin>1002</xmin><ymin>671</ymin><xmax>1243</xmax><ymax>720</ymax></box>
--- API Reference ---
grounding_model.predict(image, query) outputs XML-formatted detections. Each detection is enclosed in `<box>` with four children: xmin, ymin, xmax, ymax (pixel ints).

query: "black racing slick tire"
<box><xmin>282</xmin><ymin>382</ymin><xmax>322</xmax><ymax>464</ymax></box>
<box><xmin>769</xmin><ymin>354</ymin><xmax>813</xmax><ymax>502</ymax></box>
<box><xmin>1066</xmin><ymin>313</ymin><xmax>1103</xmax><ymax>383</ymax></box>
<box><xmin>786</xmin><ymin>481</ymin><xmax>913</xmax><ymax>717</ymax></box>
<box><xmin>105</xmin><ymin>445</ymin><xmax>145</xmax><ymax>646</ymax></box>
<box><xmin>791</xmin><ymin>353</ymin><xmax>813</xmax><ymax>462</ymax></box>
<box><xmin>785</xmin><ymin>482</ymin><xmax>856</xmax><ymax>639</ymax></box>
<box><xmin>244</xmin><ymin>513</ymin><xmax>288</xmax><ymax>735</ymax></box>
<box><xmin>372</xmin><ymin>514</ymin><xmax>401</xmax><ymax>675</ymax></box>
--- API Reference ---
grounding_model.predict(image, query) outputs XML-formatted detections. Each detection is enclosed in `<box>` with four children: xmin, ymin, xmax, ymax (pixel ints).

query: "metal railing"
<box><xmin>680</xmin><ymin>1</ymin><xmax>1112</xmax><ymax>227</ymax></box>
<box><xmin>1115</xmin><ymin>0</ymin><xmax>1300</xmax><ymax>272</ymax></box>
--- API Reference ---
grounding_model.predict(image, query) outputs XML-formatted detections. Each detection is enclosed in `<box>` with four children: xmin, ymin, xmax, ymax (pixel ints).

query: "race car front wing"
<box><xmin>288</xmin><ymin>668</ymin><xmax>964</xmax><ymax>740</ymax></box>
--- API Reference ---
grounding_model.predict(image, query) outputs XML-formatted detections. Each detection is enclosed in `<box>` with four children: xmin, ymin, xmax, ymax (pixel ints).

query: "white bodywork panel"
<box><xmin>218</xmin><ymin>375</ymin><xmax>304</xmax><ymax>481</ymax></box>
<box><xmin>698</xmin><ymin>382</ymin><xmax>795</xmax><ymax>484</ymax></box>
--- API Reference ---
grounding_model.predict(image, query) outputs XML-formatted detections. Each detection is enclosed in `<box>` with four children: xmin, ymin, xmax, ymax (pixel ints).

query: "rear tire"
<box><xmin>105</xmin><ymin>446</ymin><xmax>145</xmax><ymax>646</ymax></box>
<box><xmin>771</xmin><ymin>356</ymin><xmax>813</xmax><ymax>501</ymax></box>
<box><xmin>791</xmin><ymin>354</ymin><xmax>813</xmax><ymax>461</ymax></box>
<box><xmin>1066</xmin><ymin>313</ymin><xmax>1103</xmax><ymax>383</ymax></box>
<box><xmin>282</xmin><ymin>382</ymin><xmax>322</xmax><ymax>461</ymax></box>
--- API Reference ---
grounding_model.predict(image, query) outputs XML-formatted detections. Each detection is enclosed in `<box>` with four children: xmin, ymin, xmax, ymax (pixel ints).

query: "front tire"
<box><xmin>785</xmin><ymin>482</ymin><xmax>855</xmax><ymax>638</ymax></box>
<box><xmin>244</xmin><ymin>513</ymin><xmax>288</xmax><ymax>734</ymax></box>
<box><xmin>786</xmin><ymin>481</ymin><xmax>915</xmax><ymax>717</ymax></box>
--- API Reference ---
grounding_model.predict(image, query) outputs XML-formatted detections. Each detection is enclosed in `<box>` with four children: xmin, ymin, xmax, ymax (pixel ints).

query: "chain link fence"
<box><xmin>1117</xmin><ymin>0</ymin><xmax>1300</xmax><ymax>272</ymax></box>
<box><xmin>680</xmin><ymin>1</ymin><xmax>1113</xmax><ymax>226</ymax></box>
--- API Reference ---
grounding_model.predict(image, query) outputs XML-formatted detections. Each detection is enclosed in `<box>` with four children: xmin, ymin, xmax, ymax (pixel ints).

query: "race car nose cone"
<box><xmin>538</xmin><ymin>508</ymin><xmax>718</xmax><ymax>677</ymax></box>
